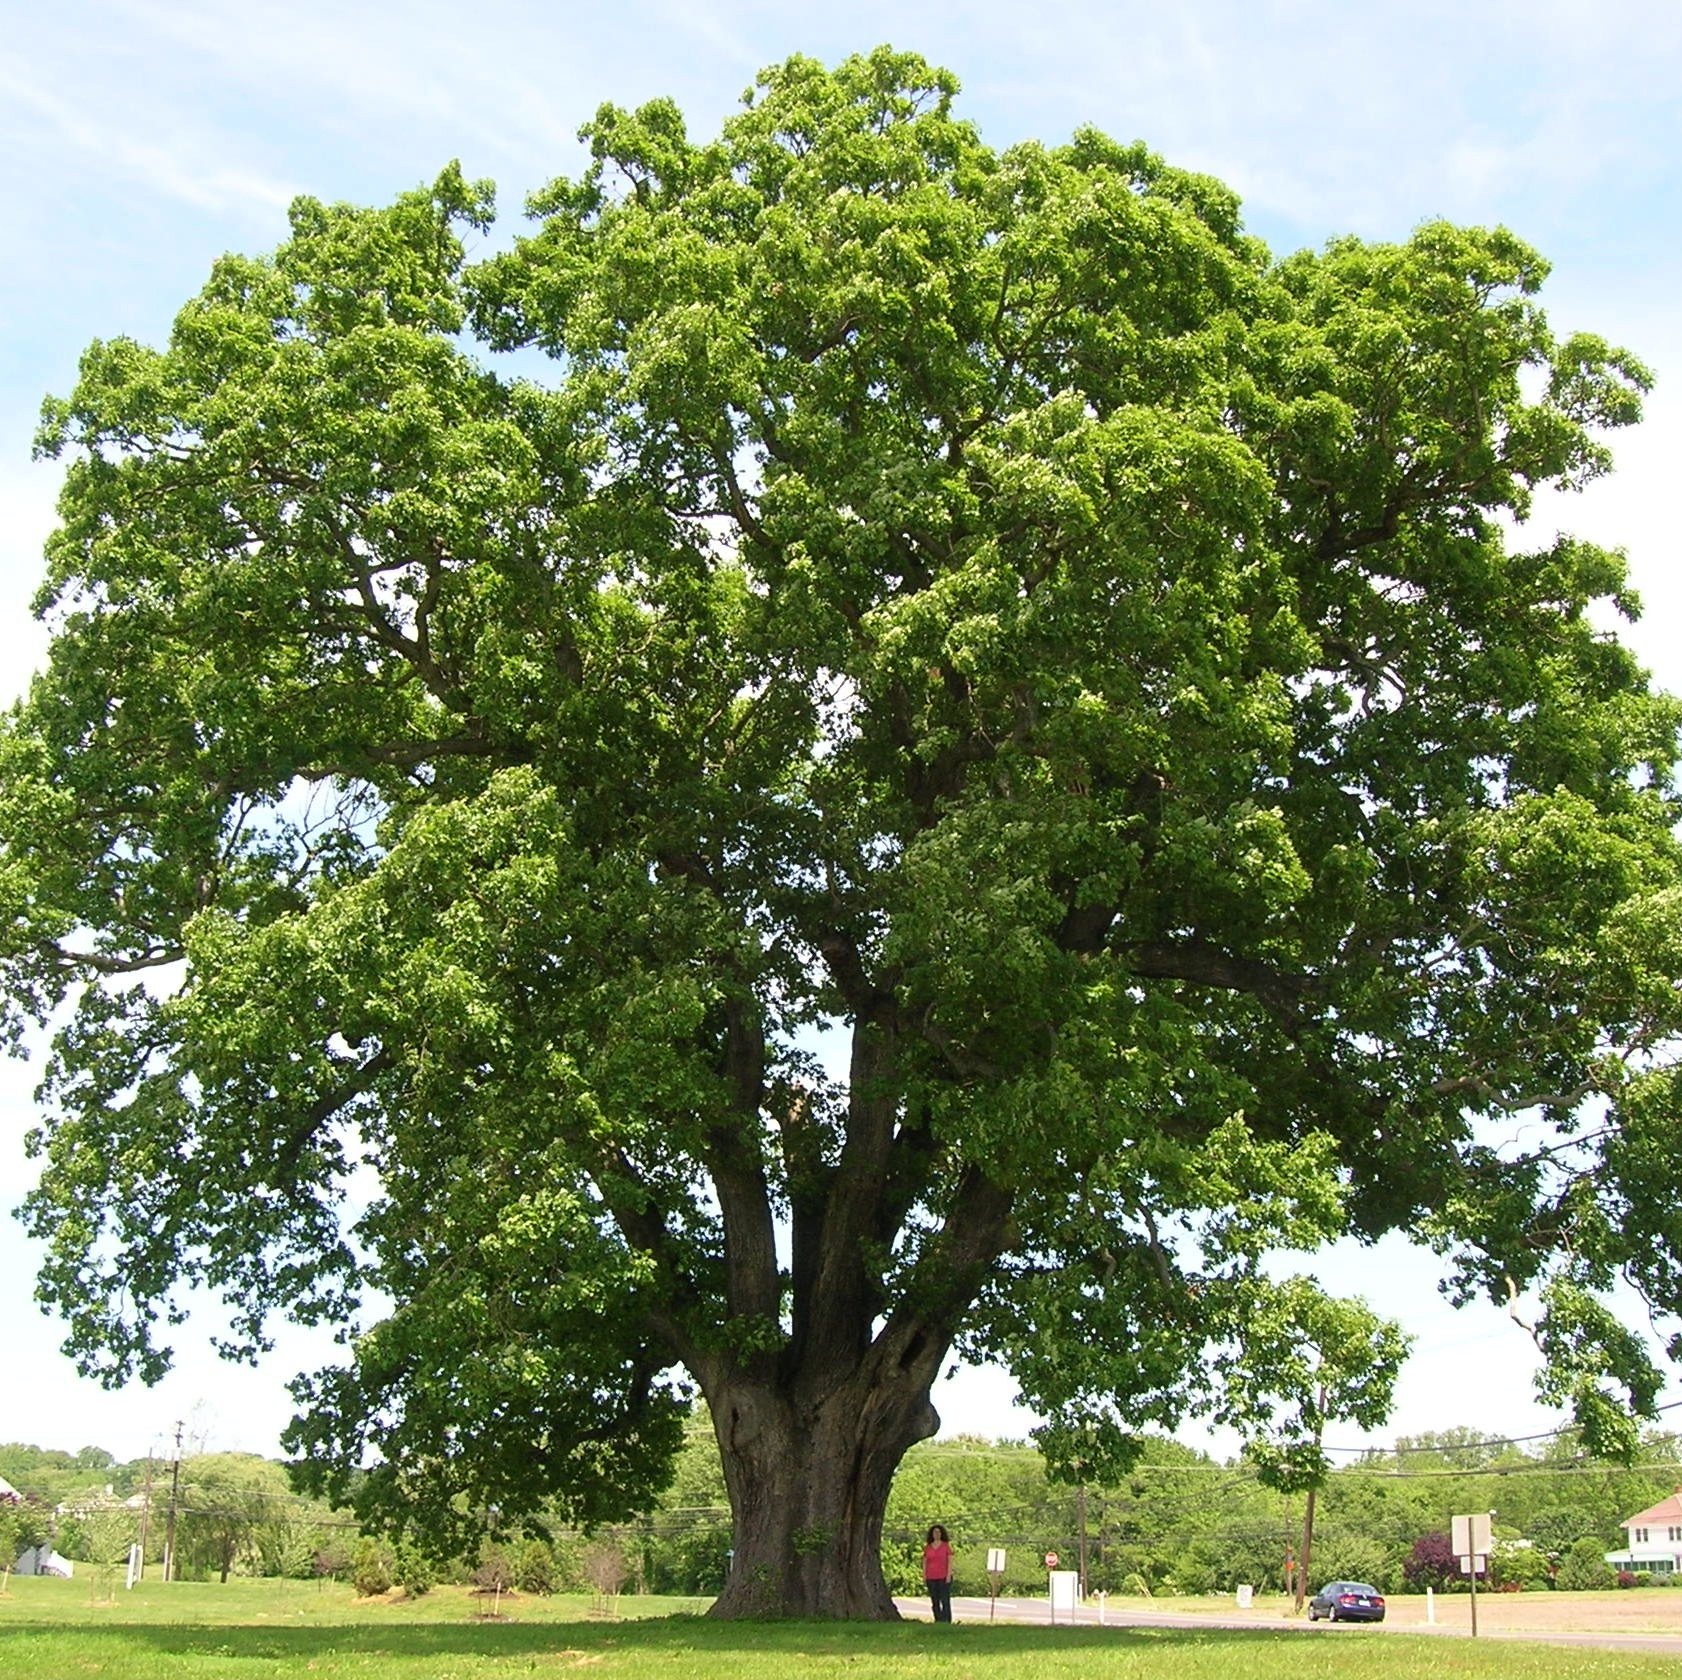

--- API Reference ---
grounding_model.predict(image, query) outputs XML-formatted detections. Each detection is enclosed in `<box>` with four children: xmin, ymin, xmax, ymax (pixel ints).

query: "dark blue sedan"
<box><xmin>1308</xmin><ymin>1581</ymin><xmax>1386</xmax><ymax>1622</ymax></box>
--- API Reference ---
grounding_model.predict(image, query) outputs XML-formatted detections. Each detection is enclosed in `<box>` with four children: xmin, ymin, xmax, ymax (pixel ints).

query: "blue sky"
<box><xmin>2</xmin><ymin>0</ymin><xmax>1680</xmax><ymax>1463</ymax></box>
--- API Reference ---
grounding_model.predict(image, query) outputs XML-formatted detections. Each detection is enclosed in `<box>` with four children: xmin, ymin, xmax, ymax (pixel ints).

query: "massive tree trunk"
<box><xmin>624</xmin><ymin>999</ymin><xmax>1017</xmax><ymax>1619</ymax></box>
<box><xmin>705</xmin><ymin>1342</ymin><xmax>945</xmax><ymax>1619</ymax></box>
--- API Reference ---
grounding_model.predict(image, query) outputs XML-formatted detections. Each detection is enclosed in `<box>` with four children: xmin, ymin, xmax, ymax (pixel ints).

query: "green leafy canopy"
<box><xmin>6</xmin><ymin>48</ymin><xmax>1681</xmax><ymax>1553</ymax></box>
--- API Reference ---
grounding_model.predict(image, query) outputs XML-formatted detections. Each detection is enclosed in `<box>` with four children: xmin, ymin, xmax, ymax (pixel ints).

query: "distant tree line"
<box><xmin>5</xmin><ymin>1418</ymin><xmax>1678</xmax><ymax>1597</ymax></box>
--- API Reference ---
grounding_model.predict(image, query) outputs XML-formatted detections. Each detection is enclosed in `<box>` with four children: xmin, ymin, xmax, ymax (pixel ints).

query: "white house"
<box><xmin>13</xmin><ymin>1544</ymin><xmax>74</xmax><ymax>1578</ymax></box>
<box><xmin>1605</xmin><ymin>1488</ymin><xmax>1682</xmax><ymax>1576</ymax></box>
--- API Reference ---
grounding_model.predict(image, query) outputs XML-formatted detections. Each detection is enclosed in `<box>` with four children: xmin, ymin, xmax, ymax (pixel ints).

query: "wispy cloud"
<box><xmin>0</xmin><ymin>66</ymin><xmax>296</xmax><ymax>221</ymax></box>
<box><xmin>877</xmin><ymin>0</ymin><xmax>1682</xmax><ymax>247</ymax></box>
<box><xmin>109</xmin><ymin>0</ymin><xmax>597</xmax><ymax>175</ymax></box>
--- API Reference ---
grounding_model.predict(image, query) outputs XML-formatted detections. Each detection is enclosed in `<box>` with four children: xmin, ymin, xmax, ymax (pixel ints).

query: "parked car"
<box><xmin>1308</xmin><ymin>1581</ymin><xmax>1386</xmax><ymax>1622</ymax></box>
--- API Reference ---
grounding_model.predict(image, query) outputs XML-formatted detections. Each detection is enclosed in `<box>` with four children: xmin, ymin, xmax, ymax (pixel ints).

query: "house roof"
<box><xmin>1623</xmin><ymin>1489</ymin><xmax>1682</xmax><ymax>1528</ymax></box>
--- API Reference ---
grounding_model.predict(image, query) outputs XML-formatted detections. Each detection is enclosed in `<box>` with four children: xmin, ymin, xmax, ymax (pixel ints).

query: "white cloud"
<box><xmin>904</xmin><ymin>0</ymin><xmax>1681</xmax><ymax>244</ymax></box>
<box><xmin>106</xmin><ymin>0</ymin><xmax>599</xmax><ymax>176</ymax></box>
<box><xmin>0</xmin><ymin>67</ymin><xmax>296</xmax><ymax>221</ymax></box>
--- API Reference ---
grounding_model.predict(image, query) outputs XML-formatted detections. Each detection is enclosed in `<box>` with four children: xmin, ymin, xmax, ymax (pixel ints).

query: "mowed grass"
<box><xmin>2</xmin><ymin>1575</ymin><xmax>1679</xmax><ymax>1680</ymax></box>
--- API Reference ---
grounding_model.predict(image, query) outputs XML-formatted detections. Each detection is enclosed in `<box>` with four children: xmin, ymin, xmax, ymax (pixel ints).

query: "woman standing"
<box><xmin>923</xmin><ymin>1524</ymin><xmax>954</xmax><ymax>1622</ymax></box>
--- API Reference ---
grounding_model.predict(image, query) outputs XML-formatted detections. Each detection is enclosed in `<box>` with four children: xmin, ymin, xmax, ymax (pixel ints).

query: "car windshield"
<box><xmin>1333</xmin><ymin>1584</ymin><xmax>1378</xmax><ymax>1595</ymax></box>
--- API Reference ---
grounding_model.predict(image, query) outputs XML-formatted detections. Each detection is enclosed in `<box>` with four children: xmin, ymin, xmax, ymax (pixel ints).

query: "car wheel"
<box><xmin>1327</xmin><ymin>1606</ymin><xmax>1337</xmax><ymax>1623</ymax></box>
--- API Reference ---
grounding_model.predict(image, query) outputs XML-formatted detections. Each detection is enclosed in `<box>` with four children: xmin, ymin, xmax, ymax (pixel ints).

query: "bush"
<box><xmin>1306</xmin><ymin>1535</ymin><xmax>1395</xmax><ymax>1595</ymax></box>
<box><xmin>1166</xmin><ymin>1551</ymin><xmax>1217</xmax><ymax>1595</ymax></box>
<box><xmin>394</xmin><ymin>1543</ymin><xmax>434</xmax><ymax>1596</ymax></box>
<box><xmin>1490</xmin><ymin>1540</ymin><xmax>1552</xmax><ymax>1592</ymax></box>
<box><xmin>1618</xmin><ymin>1570</ymin><xmax>1640</xmax><ymax>1589</ymax></box>
<box><xmin>312</xmin><ymin>1545</ymin><xmax>349</xmax><ymax>1583</ymax></box>
<box><xmin>515</xmin><ymin>1538</ymin><xmax>557</xmax><ymax>1595</ymax></box>
<box><xmin>351</xmin><ymin>1538</ymin><xmax>392</xmax><ymax>1597</ymax></box>
<box><xmin>1403</xmin><ymin>1533</ymin><xmax>1459</xmax><ymax>1592</ymax></box>
<box><xmin>277</xmin><ymin>1534</ymin><xmax>320</xmax><ymax>1580</ymax></box>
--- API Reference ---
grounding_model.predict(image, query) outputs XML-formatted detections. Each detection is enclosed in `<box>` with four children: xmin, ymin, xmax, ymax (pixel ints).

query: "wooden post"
<box><xmin>162</xmin><ymin>1421</ymin><xmax>183</xmax><ymax>1583</ymax></box>
<box><xmin>1296</xmin><ymin>1483</ymin><xmax>1317</xmax><ymax>1613</ymax></box>
<box><xmin>1294</xmin><ymin>1384</ymin><xmax>1326</xmax><ymax>1614</ymax></box>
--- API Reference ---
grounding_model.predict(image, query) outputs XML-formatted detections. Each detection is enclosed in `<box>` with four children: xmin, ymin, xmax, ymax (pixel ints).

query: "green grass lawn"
<box><xmin>1</xmin><ymin>1575</ymin><xmax>1678</xmax><ymax>1680</ymax></box>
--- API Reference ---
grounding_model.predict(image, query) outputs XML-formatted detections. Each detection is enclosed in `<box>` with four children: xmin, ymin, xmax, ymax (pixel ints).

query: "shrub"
<box><xmin>1617</xmin><ymin>1570</ymin><xmax>1639</xmax><ymax>1589</ymax></box>
<box><xmin>351</xmin><ymin>1538</ymin><xmax>392</xmax><ymax>1597</ymax></box>
<box><xmin>277</xmin><ymin>1534</ymin><xmax>319</xmax><ymax>1580</ymax></box>
<box><xmin>1307</xmin><ymin>1535</ymin><xmax>1395</xmax><ymax>1594</ymax></box>
<box><xmin>1404</xmin><ymin>1533</ymin><xmax>1459</xmax><ymax>1592</ymax></box>
<box><xmin>515</xmin><ymin>1538</ymin><xmax>558</xmax><ymax>1595</ymax></box>
<box><xmin>1166</xmin><ymin>1551</ymin><xmax>1216</xmax><ymax>1595</ymax></box>
<box><xmin>394</xmin><ymin>1543</ymin><xmax>435</xmax><ymax>1596</ymax></box>
<box><xmin>1491</xmin><ymin>1540</ymin><xmax>1552</xmax><ymax>1592</ymax></box>
<box><xmin>313</xmin><ymin>1545</ymin><xmax>349</xmax><ymax>1583</ymax></box>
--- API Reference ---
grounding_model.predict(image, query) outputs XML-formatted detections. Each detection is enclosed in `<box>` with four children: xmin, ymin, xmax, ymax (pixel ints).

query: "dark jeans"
<box><xmin>928</xmin><ymin>1577</ymin><xmax>952</xmax><ymax>1622</ymax></box>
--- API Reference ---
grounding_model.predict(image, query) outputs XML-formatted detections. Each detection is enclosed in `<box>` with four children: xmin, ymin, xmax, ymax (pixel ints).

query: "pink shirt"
<box><xmin>924</xmin><ymin>1541</ymin><xmax>952</xmax><ymax>1581</ymax></box>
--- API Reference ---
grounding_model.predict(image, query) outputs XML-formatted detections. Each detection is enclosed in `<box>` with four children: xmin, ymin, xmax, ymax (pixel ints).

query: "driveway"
<box><xmin>893</xmin><ymin>1594</ymin><xmax>1682</xmax><ymax>1657</ymax></box>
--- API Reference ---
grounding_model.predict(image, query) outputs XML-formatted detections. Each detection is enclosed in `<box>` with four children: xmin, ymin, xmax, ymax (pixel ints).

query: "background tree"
<box><xmin>77</xmin><ymin>1506</ymin><xmax>136</xmax><ymax>1604</ymax></box>
<box><xmin>0</xmin><ymin>1503</ymin><xmax>21</xmax><ymax>1592</ymax></box>
<box><xmin>1304</xmin><ymin>1532</ymin><xmax>1395</xmax><ymax>1592</ymax></box>
<box><xmin>175</xmin><ymin>1454</ymin><xmax>292</xmax><ymax>1583</ymax></box>
<box><xmin>471</xmin><ymin>1544</ymin><xmax>514</xmax><ymax>1597</ymax></box>
<box><xmin>7</xmin><ymin>48</ymin><xmax>1682</xmax><ymax>1620</ymax></box>
<box><xmin>637</xmin><ymin>1409</ymin><xmax>729</xmax><ymax>1593</ymax></box>
<box><xmin>0</xmin><ymin>1444</ymin><xmax>110</xmax><ymax>1509</ymax></box>
<box><xmin>580</xmin><ymin>1539</ymin><xmax>631</xmax><ymax>1613</ymax></box>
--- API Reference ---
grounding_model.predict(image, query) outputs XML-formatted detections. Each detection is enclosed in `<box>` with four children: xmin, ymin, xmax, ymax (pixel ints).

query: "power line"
<box><xmin>1323</xmin><ymin>1399</ymin><xmax>1682</xmax><ymax>1459</ymax></box>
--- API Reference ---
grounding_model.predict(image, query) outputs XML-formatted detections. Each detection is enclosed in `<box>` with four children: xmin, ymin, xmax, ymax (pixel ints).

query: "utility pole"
<box><xmin>1076</xmin><ymin>1480</ymin><xmax>1088</xmax><ymax>1599</ymax></box>
<box><xmin>1293</xmin><ymin>1383</ymin><xmax>1327</xmax><ymax>1615</ymax></box>
<box><xmin>136</xmin><ymin>1446</ymin><xmax>157</xmax><ymax>1576</ymax></box>
<box><xmin>1296</xmin><ymin>1482</ymin><xmax>1318</xmax><ymax>1612</ymax></box>
<box><xmin>163</xmin><ymin>1421</ymin><xmax>183</xmax><ymax>1583</ymax></box>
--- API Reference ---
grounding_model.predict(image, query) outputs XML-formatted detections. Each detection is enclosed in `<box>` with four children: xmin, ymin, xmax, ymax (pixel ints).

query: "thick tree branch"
<box><xmin>276</xmin><ymin>1047</ymin><xmax>394</xmax><ymax>1176</ymax></box>
<box><xmin>867</xmin><ymin>1164</ymin><xmax>1016</xmax><ymax>1396</ymax></box>
<box><xmin>52</xmin><ymin>941</ymin><xmax>185</xmax><ymax>975</ymax></box>
<box><xmin>705</xmin><ymin>995</ymin><xmax>780</xmax><ymax>1331</ymax></box>
<box><xmin>789</xmin><ymin>1005</ymin><xmax>903</xmax><ymax>1385</ymax></box>
<box><xmin>585</xmin><ymin>1145</ymin><xmax>716</xmax><ymax>1385</ymax></box>
<box><xmin>1125</xmin><ymin>938</ymin><xmax>1317</xmax><ymax>1017</ymax></box>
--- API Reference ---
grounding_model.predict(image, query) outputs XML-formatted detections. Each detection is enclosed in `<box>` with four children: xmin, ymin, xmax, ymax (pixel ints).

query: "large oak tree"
<box><xmin>7</xmin><ymin>50</ymin><xmax>1682</xmax><ymax>1617</ymax></box>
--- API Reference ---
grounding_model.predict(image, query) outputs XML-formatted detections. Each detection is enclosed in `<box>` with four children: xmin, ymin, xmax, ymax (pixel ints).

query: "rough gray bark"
<box><xmin>705</xmin><ymin>1341</ymin><xmax>945</xmax><ymax>1619</ymax></box>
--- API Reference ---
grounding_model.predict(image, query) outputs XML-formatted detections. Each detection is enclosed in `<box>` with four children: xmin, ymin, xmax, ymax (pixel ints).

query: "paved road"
<box><xmin>894</xmin><ymin>1594</ymin><xmax>1682</xmax><ymax>1657</ymax></box>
